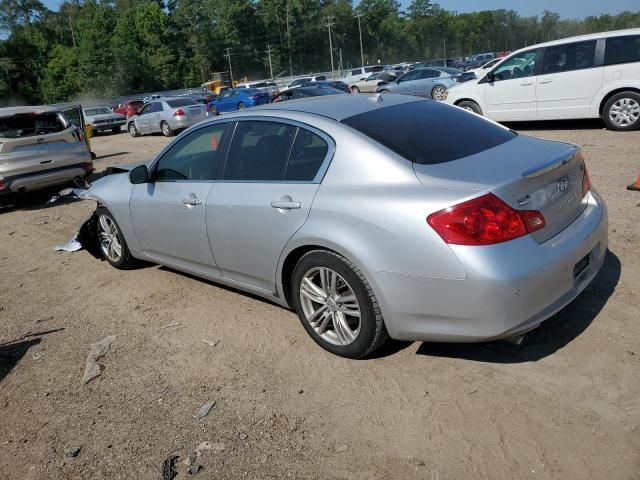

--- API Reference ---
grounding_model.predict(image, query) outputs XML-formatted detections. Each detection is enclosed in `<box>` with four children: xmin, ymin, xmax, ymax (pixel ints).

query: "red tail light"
<box><xmin>173</xmin><ymin>109</ymin><xmax>186</xmax><ymax>116</ymax></box>
<box><xmin>427</xmin><ymin>193</ymin><xmax>545</xmax><ymax>246</ymax></box>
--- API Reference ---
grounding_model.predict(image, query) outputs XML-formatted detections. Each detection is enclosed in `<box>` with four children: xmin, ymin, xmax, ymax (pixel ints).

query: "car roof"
<box><xmin>513</xmin><ymin>27</ymin><xmax>640</xmax><ymax>53</ymax></box>
<box><xmin>253</xmin><ymin>93</ymin><xmax>421</xmax><ymax>121</ymax></box>
<box><xmin>0</xmin><ymin>103</ymin><xmax>82</xmax><ymax>116</ymax></box>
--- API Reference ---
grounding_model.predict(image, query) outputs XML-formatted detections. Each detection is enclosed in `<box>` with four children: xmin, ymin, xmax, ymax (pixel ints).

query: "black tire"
<box><xmin>95</xmin><ymin>207</ymin><xmax>139</xmax><ymax>270</ymax></box>
<box><xmin>237</xmin><ymin>102</ymin><xmax>246</xmax><ymax>110</ymax></box>
<box><xmin>457</xmin><ymin>100</ymin><xmax>483</xmax><ymax>115</ymax></box>
<box><xmin>291</xmin><ymin>250</ymin><xmax>388</xmax><ymax>359</ymax></box>
<box><xmin>378</xmin><ymin>89</ymin><xmax>390</xmax><ymax>95</ymax></box>
<box><xmin>112</xmin><ymin>126</ymin><xmax>121</xmax><ymax>134</ymax></box>
<box><xmin>161</xmin><ymin>121</ymin><xmax>174</xmax><ymax>137</ymax></box>
<box><xmin>602</xmin><ymin>91</ymin><xmax>640</xmax><ymax>131</ymax></box>
<box><xmin>351</xmin><ymin>86</ymin><xmax>360</xmax><ymax>94</ymax></box>
<box><xmin>128</xmin><ymin>123</ymin><xmax>140</xmax><ymax>137</ymax></box>
<box><xmin>209</xmin><ymin>104</ymin><xmax>218</xmax><ymax>116</ymax></box>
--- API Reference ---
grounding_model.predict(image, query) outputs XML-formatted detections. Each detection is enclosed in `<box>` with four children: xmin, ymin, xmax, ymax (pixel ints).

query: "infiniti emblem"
<box><xmin>557</xmin><ymin>176</ymin><xmax>569</xmax><ymax>192</ymax></box>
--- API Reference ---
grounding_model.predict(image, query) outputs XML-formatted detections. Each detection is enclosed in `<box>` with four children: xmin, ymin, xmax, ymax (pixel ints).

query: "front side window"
<box><xmin>419</xmin><ymin>69</ymin><xmax>440</xmax><ymax>79</ymax></box>
<box><xmin>138</xmin><ymin>104</ymin><xmax>152</xmax><ymax>115</ymax></box>
<box><xmin>604</xmin><ymin>35</ymin><xmax>640</xmax><ymax>66</ymax></box>
<box><xmin>492</xmin><ymin>50</ymin><xmax>538</xmax><ymax>81</ymax></box>
<box><xmin>155</xmin><ymin>123</ymin><xmax>227</xmax><ymax>181</ymax></box>
<box><xmin>399</xmin><ymin>70</ymin><xmax>420</xmax><ymax>82</ymax></box>
<box><xmin>542</xmin><ymin>40</ymin><xmax>597</xmax><ymax>74</ymax></box>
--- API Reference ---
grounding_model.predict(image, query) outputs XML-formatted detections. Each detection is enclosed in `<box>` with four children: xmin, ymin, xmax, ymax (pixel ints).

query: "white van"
<box><xmin>342</xmin><ymin>66</ymin><xmax>385</xmax><ymax>85</ymax></box>
<box><xmin>444</xmin><ymin>28</ymin><xmax>640</xmax><ymax>131</ymax></box>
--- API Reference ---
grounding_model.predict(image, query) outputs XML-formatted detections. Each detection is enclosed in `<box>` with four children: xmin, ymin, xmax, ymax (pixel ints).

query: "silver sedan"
<box><xmin>376</xmin><ymin>67</ymin><xmax>462</xmax><ymax>100</ymax></box>
<box><xmin>78</xmin><ymin>95</ymin><xmax>608</xmax><ymax>358</ymax></box>
<box><xmin>126</xmin><ymin>97</ymin><xmax>208</xmax><ymax>138</ymax></box>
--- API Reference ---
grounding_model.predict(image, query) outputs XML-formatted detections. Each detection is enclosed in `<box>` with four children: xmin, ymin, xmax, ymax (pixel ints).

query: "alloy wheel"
<box><xmin>98</xmin><ymin>214</ymin><xmax>123</xmax><ymax>263</ymax></box>
<box><xmin>162</xmin><ymin>122</ymin><xmax>170</xmax><ymax>136</ymax></box>
<box><xmin>609</xmin><ymin>98</ymin><xmax>640</xmax><ymax>127</ymax></box>
<box><xmin>299</xmin><ymin>267</ymin><xmax>361</xmax><ymax>346</ymax></box>
<box><xmin>432</xmin><ymin>86</ymin><xmax>446</xmax><ymax>101</ymax></box>
<box><xmin>128</xmin><ymin>124</ymin><xmax>137</xmax><ymax>137</ymax></box>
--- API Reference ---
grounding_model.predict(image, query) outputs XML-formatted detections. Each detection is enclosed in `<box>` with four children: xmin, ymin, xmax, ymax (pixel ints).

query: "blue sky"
<box><xmin>40</xmin><ymin>0</ymin><xmax>638</xmax><ymax>19</ymax></box>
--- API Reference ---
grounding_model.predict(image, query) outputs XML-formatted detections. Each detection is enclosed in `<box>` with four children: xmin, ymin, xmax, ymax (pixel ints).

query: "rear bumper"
<box><xmin>93</xmin><ymin>121</ymin><xmax>126</xmax><ymax>131</ymax></box>
<box><xmin>0</xmin><ymin>162</ymin><xmax>94</xmax><ymax>195</ymax></box>
<box><xmin>169</xmin><ymin>116</ymin><xmax>206</xmax><ymax>130</ymax></box>
<box><xmin>375</xmin><ymin>191</ymin><xmax>608</xmax><ymax>342</ymax></box>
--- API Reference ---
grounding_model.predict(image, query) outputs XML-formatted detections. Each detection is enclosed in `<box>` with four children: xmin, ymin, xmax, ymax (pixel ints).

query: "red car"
<box><xmin>113</xmin><ymin>100</ymin><xmax>144</xmax><ymax>118</ymax></box>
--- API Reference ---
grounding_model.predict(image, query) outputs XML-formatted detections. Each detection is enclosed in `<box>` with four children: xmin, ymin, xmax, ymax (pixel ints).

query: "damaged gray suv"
<box><xmin>0</xmin><ymin>105</ymin><xmax>93</xmax><ymax>196</ymax></box>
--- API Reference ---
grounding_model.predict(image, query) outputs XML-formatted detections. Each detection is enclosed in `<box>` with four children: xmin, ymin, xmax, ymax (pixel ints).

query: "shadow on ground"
<box><xmin>0</xmin><ymin>338</ymin><xmax>41</xmax><ymax>383</ymax></box>
<box><xmin>415</xmin><ymin>250</ymin><xmax>621</xmax><ymax>363</ymax></box>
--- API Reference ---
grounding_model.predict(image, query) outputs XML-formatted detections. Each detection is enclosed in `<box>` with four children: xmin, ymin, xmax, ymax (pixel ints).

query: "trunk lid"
<box><xmin>413</xmin><ymin>134</ymin><xmax>588</xmax><ymax>243</ymax></box>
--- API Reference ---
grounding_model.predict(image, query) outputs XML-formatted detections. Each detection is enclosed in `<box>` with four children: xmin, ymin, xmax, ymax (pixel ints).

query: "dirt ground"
<box><xmin>0</xmin><ymin>119</ymin><xmax>639</xmax><ymax>480</ymax></box>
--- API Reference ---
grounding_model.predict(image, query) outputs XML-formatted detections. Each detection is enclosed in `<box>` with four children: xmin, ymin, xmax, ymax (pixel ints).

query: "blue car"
<box><xmin>207</xmin><ymin>88</ymin><xmax>271</xmax><ymax>115</ymax></box>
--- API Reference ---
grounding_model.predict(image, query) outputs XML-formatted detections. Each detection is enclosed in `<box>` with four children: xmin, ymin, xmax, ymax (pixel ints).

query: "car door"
<box><xmin>394</xmin><ymin>69</ymin><xmax>420</xmax><ymax>94</ymax></box>
<box><xmin>129</xmin><ymin>122</ymin><xmax>230</xmax><ymax>274</ymax></box>
<box><xmin>536</xmin><ymin>40</ymin><xmax>602</xmax><ymax>119</ymax></box>
<box><xmin>135</xmin><ymin>103</ymin><xmax>153</xmax><ymax>133</ymax></box>
<box><xmin>414</xmin><ymin>69</ymin><xmax>440</xmax><ymax>97</ymax></box>
<box><xmin>206</xmin><ymin>119</ymin><xmax>332</xmax><ymax>292</ymax></box>
<box><xmin>484</xmin><ymin>49</ymin><xmax>540</xmax><ymax>121</ymax></box>
<box><xmin>218</xmin><ymin>90</ymin><xmax>237</xmax><ymax>112</ymax></box>
<box><xmin>147</xmin><ymin>101</ymin><xmax>164</xmax><ymax>133</ymax></box>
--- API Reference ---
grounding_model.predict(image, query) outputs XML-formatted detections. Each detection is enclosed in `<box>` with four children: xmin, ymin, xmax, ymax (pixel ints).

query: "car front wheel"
<box><xmin>602</xmin><ymin>92</ymin><xmax>640</xmax><ymax>131</ymax></box>
<box><xmin>96</xmin><ymin>207</ymin><xmax>139</xmax><ymax>270</ymax></box>
<box><xmin>291</xmin><ymin>250</ymin><xmax>388</xmax><ymax>358</ymax></box>
<box><xmin>351</xmin><ymin>86</ymin><xmax>360</xmax><ymax>94</ymax></box>
<box><xmin>457</xmin><ymin>100</ymin><xmax>483</xmax><ymax>115</ymax></box>
<box><xmin>431</xmin><ymin>85</ymin><xmax>447</xmax><ymax>101</ymax></box>
<box><xmin>128</xmin><ymin>123</ymin><xmax>140</xmax><ymax>137</ymax></box>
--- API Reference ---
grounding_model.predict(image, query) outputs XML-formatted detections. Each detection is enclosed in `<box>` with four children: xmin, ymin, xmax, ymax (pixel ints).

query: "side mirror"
<box><xmin>486</xmin><ymin>71</ymin><xmax>495</xmax><ymax>83</ymax></box>
<box><xmin>129</xmin><ymin>165</ymin><xmax>149</xmax><ymax>184</ymax></box>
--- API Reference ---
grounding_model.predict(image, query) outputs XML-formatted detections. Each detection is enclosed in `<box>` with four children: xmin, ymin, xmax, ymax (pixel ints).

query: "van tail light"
<box><xmin>0</xmin><ymin>178</ymin><xmax>6</xmax><ymax>190</ymax></box>
<box><xmin>173</xmin><ymin>109</ymin><xmax>186</xmax><ymax>116</ymax></box>
<box><xmin>582</xmin><ymin>162</ymin><xmax>591</xmax><ymax>198</ymax></box>
<box><xmin>427</xmin><ymin>193</ymin><xmax>545</xmax><ymax>246</ymax></box>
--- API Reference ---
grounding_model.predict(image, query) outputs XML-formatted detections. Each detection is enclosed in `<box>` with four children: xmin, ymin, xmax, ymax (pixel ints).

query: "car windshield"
<box><xmin>342</xmin><ymin>100</ymin><xmax>516</xmax><ymax>165</ymax></box>
<box><xmin>85</xmin><ymin>107</ymin><xmax>112</xmax><ymax>115</ymax></box>
<box><xmin>166</xmin><ymin>98</ymin><xmax>198</xmax><ymax>107</ymax></box>
<box><xmin>303</xmin><ymin>87</ymin><xmax>345</xmax><ymax>97</ymax></box>
<box><xmin>0</xmin><ymin>112</ymin><xmax>67</xmax><ymax>138</ymax></box>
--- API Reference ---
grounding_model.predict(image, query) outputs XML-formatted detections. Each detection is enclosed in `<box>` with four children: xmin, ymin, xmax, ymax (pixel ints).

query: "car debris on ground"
<box><xmin>81</xmin><ymin>335</ymin><xmax>116</xmax><ymax>385</ymax></box>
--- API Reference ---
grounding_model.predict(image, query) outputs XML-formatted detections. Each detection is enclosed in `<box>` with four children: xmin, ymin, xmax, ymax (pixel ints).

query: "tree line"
<box><xmin>0</xmin><ymin>0</ymin><xmax>639</xmax><ymax>105</ymax></box>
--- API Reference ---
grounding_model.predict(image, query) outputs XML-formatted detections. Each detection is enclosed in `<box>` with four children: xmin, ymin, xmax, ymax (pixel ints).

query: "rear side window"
<box><xmin>166</xmin><ymin>98</ymin><xmax>198</xmax><ymax>108</ymax></box>
<box><xmin>604</xmin><ymin>35</ymin><xmax>640</xmax><ymax>66</ymax></box>
<box><xmin>285</xmin><ymin>129</ymin><xmax>329</xmax><ymax>181</ymax></box>
<box><xmin>342</xmin><ymin>101</ymin><xmax>516</xmax><ymax>165</ymax></box>
<box><xmin>542</xmin><ymin>40</ymin><xmax>597</xmax><ymax>74</ymax></box>
<box><xmin>0</xmin><ymin>113</ymin><xmax>67</xmax><ymax>138</ymax></box>
<box><xmin>223</xmin><ymin>121</ymin><xmax>297</xmax><ymax>181</ymax></box>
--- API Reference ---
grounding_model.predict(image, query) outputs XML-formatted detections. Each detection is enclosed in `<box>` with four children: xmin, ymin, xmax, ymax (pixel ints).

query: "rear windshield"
<box><xmin>0</xmin><ymin>113</ymin><xmax>67</xmax><ymax>138</ymax></box>
<box><xmin>342</xmin><ymin>100</ymin><xmax>516</xmax><ymax>165</ymax></box>
<box><xmin>166</xmin><ymin>98</ymin><xmax>198</xmax><ymax>107</ymax></box>
<box><xmin>85</xmin><ymin>107</ymin><xmax>111</xmax><ymax>116</ymax></box>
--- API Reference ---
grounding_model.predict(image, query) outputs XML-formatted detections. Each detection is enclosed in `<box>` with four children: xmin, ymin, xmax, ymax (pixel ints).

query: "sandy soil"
<box><xmin>0</xmin><ymin>120</ymin><xmax>639</xmax><ymax>480</ymax></box>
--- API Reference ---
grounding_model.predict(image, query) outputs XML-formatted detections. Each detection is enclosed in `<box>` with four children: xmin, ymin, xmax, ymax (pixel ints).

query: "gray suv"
<box><xmin>126</xmin><ymin>97</ymin><xmax>208</xmax><ymax>137</ymax></box>
<box><xmin>0</xmin><ymin>104</ymin><xmax>93</xmax><ymax>196</ymax></box>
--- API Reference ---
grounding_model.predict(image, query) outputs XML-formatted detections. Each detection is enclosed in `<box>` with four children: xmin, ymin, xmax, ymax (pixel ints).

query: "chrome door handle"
<box><xmin>271</xmin><ymin>200</ymin><xmax>301</xmax><ymax>210</ymax></box>
<box><xmin>182</xmin><ymin>197</ymin><xmax>202</xmax><ymax>206</ymax></box>
<box><xmin>539</xmin><ymin>79</ymin><xmax>553</xmax><ymax>84</ymax></box>
<box><xmin>520</xmin><ymin>81</ymin><xmax>534</xmax><ymax>86</ymax></box>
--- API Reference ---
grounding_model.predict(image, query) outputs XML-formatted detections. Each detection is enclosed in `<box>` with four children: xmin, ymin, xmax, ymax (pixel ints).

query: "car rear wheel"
<box><xmin>209</xmin><ymin>104</ymin><xmax>218</xmax><ymax>116</ymax></box>
<box><xmin>161</xmin><ymin>121</ymin><xmax>174</xmax><ymax>137</ymax></box>
<box><xmin>431</xmin><ymin>85</ymin><xmax>447</xmax><ymax>101</ymax></box>
<box><xmin>237</xmin><ymin>102</ymin><xmax>246</xmax><ymax>110</ymax></box>
<box><xmin>351</xmin><ymin>86</ymin><xmax>360</xmax><ymax>94</ymax></box>
<box><xmin>602</xmin><ymin>92</ymin><xmax>640</xmax><ymax>131</ymax></box>
<box><xmin>128</xmin><ymin>123</ymin><xmax>140</xmax><ymax>137</ymax></box>
<box><xmin>379</xmin><ymin>89</ymin><xmax>390</xmax><ymax>95</ymax></box>
<box><xmin>457</xmin><ymin>100</ymin><xmax>483</xmax><ymax>115</ymax></box>
<box><xmin>96</xmin><ymin>207</ymin><xmax>138</xmax><ymax>270</ymax></box>
<box><xmin>291</xmin><ymin>250</ymin><xmax>388</xmax><ymax>358</ymax></box>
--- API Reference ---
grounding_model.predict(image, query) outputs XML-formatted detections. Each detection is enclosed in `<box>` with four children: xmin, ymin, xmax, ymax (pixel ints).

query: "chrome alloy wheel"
<box><xmin>432</xmin><ymin>85</ymin><xmax>446</xmax><ymax>101</ymax></box>
<box><xmin>98</xmin><ymin>214</ymin><xmax>123</xmax><ymax>263</ymax></box>
<box><xmin>609</xmin><ymin>98</ymin><xmax>640</xmax><ymax>127</ymax></box>
<box><xmin>299</xmin><ymin>267</ymin><xmax>361</xmax><ymax>346</ymax></box>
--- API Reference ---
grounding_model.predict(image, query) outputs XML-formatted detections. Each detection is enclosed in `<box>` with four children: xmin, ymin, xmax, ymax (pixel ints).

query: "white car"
<box><xmin>287</xmin><ymin>75</ymin><xmax>327</xmax><ymax>89</ymax></box>
<box><xmin>467</xmin><ymin>58</ymin><xmax>501</xmax><ymax>78</ymax></box>
<box><xmin>444</xmin><ymin>28</ymin><xmax>640</xmax><ymax>131</ymax></box>
<box><xmin>341</xmin><ymin>66</ymin><xmax>385</xmax><ymax>85</ymax></box>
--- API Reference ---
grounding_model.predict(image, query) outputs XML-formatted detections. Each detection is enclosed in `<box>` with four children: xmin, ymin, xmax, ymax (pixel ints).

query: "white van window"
<box><xmin>492</xmin><ymin>51</ymin><xmax>537</xmax><ymax>81</ymax></box>
<box><xmin>542</xmin><ymin>40</ymin><xmax>596</xmax><ymax>74</ymax></box>
<box><xmin>604</xmin><ymin>35</ymin><xmax>640</xmax><ymax>66</ymax></box>
<box><xmin>351</xmin><ymin>69</ymin><xmax>362</xmax><ymax>76</ymax></box>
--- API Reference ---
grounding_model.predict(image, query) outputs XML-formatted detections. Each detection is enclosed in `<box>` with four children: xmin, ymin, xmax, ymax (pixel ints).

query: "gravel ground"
<box><xmin>0</xmin><ymin>120</ymin><xmax>639</xmax><ymax>480</ymax></box>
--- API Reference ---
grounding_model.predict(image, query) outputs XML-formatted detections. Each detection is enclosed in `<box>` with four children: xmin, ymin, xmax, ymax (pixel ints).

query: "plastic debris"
<box><xmin>193</xmin><ymin>401</ymin><xmax>216</xmax><ymax>418</ymax></box>
<box><xmin>53</xmin><ymin>234</ymin><xmax>83</xmax><ymax>252</ymax></box>
<box><xmin>162</xmin><ymin>455</ymin><xmax>179</xmax><ymax>480</ymax></box>
<box><xmin>81</xmin><ymin>335</ymin><xmax>116</xmax><ymax>385</ymax></box>
<box><xmin>64</xmin><ymin>446</ymin><xmax>81</xmax><ymax>458</ymax></box>
<box><xmin>201</xmin><ymin>339</ymin><xmax>219</xmax><ymax>347</ymax></box>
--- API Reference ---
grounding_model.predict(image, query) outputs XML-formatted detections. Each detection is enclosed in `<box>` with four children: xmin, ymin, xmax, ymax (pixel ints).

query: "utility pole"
<box><xmin>355</xmin><ymin>13</ymin><xmax>364</xmax><ymax>67</ymax></box>
<box><xmin>443</xmin><ymin>39</ymin><xmax>447</xmax><ymax>61</ymax></box>
<box><xmin>224</xmin><ymin>48</ymin><xmax>234</xmax><ymax>84</ymax></box>
<box><xmin>325</xmin><ymin>15</ymin><xmax>335</xmax><ymax>79</ymax></box>
<box><xmin>339</xmin><ymin>47</ymin><xmax>343</xmax><ymax>73</ymax></box>
<box><xmin>286</xmin><ymin>1</ymin><xmax>293</xmax><ymax>75</ymax></box>
<box><xmin>266</xmin><ymin>44</ymin><xmax>274</xmax><ymax>79</ymax></box>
